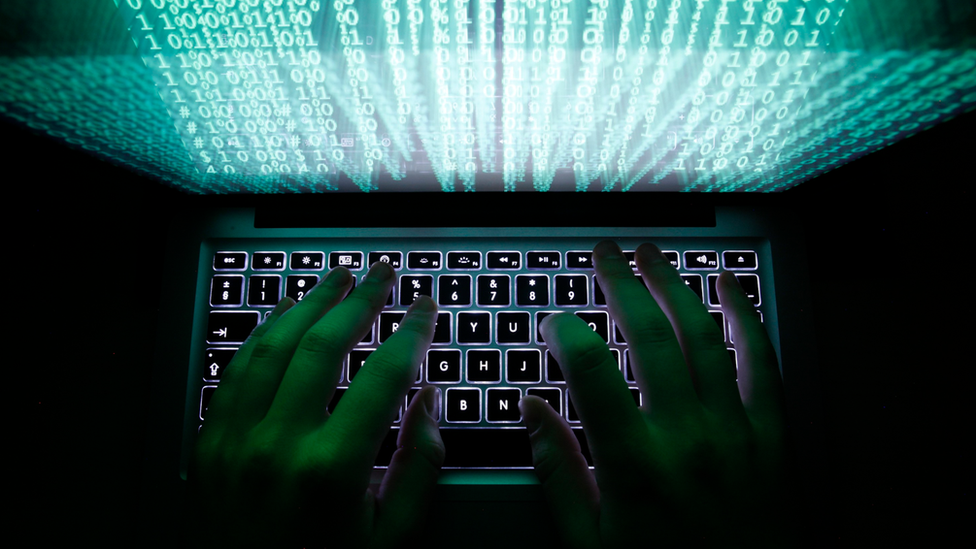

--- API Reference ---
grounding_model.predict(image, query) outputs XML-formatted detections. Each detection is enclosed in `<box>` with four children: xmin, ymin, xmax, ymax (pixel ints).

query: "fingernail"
<box><xmin>520</xmin><ymin>398</ymin><xmax>541</xmax><ymax>434</ymax></box>
<box><xmin>424</xmin><ymin>387</ymin><xmax>440</xmax><ymax>418</ymax></box>
<box><xmin>408</xmin><ymin>295</ymin><xmax>436</xmax><ymax>314</ymax></box>
<box><xmin>364</xmin><ymin>260</ymin><xmax>394</xmax><ymax>282</ymax></box>
<box><xmin>272</xmin><ymin>297</ymin><xmax>293</xmax><ymax>315</ymax></box>
<box><xmin>729</xmin><ymin>272</ymin><xmax>745</xmax><ymax>292</ymax></box>
<box><xmin>637</xmin><ymin>243</ymin><xmax>667</xmax><ymax>264</ymax></box>
<box><xmin>593</xmin><ymin>240</ymin><xmax>622</xmax><ymax>259</ymax></box>
<box><xmin>539</xmin><ymin>312</ymin><xmax>557</xmax><ymax>333</ymax></box>
<box><xmin>324</xmin><ymin>267</ymin><xmax>350</xmax><ymax>287</ymax></box>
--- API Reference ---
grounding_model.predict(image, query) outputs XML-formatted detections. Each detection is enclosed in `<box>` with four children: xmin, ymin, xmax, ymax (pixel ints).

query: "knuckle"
<box><xmin>530</xmin><ymin>444</ymin><xmax>565</xmax><ymax>485</ymax></box>
<box><xmin>250</xmin><ymin>333</ymin><xmax>290</xmax><ymax>361</ymax></box>
<box><xmin>684</xmin><ymin>318</ymin><xmax>727</xmax><ymax>349</ymax></box>
<box><xmin>299</xmin><ymin>323</ymin><xmax>344</xmax><ymax>353</ymax></box>
<box><xmin>627</xmin><ymin>316</ymin><xmax>679</xmax><ymax>346</ymax></box>
<box><xmin>361</xmin><ymin>352</ymin><xmax>411</xmax><ymax>384</ymax></box>
<box><xmin>563</xmin><ymin>339</ymin><xmax>615</xmax><ymax>378</ymax></box>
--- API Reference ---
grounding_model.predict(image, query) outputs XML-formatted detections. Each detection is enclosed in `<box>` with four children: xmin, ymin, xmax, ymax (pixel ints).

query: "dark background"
<box><xmin>17</xmin><ymin>108</ymin><xmax>969</xmax><ymax>545</ymax></box>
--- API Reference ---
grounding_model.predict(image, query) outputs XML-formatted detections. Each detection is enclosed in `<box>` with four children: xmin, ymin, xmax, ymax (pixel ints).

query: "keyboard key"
<box><xmin>358</xmin><ymin>322</ymin><xmax>374</xmax><ymax>344</ymax></box>
<box><xmin>446</xmin><ymin>388</ymin><xmax>481</xmax><ymax>423</ymax></box>
<box><xmin>629</xmin><ymin>387</ymin><xmax>642</xmax><ymax>407</ymax></box>
<box><xmin>400</xmin><ymin>275</ymin><xmax>433</xmax><ymax>306</ymax></box>
<box><xmin>379</xmin><ymin>312</ymin><xmax>405</xmax><ymax>343</ymax></box>
<box><xmin>407</xmin><ymin>251</ymin><xmax>442</xmax><ymax>270</ymax></box>
<box><xmin>486</xmin><ymin>388</ymin><xmax>522</xmax><ymax>423</ymax></box>
<box><xmin>252</xmin><ymin>252</ymin><xmax>286</xmax><ymax>270</ymax></box>
<box><xmin>477</xmin><ymin>275</ymin><xmax>510</xmax><ymax>306</ymax></box>
<box><xmin>247</xmin><ymin>275</ymin><xmax>281</xmax><ymax>306</ymax></box>
<box><xmin>735</xmin><ymin>274</ymin><xmax>761</xmax><ymax>305</ymax></box>
<box><xmin>213</xmin><ymin>251</ymin><xmax>247</xmax><ymax>271</ymax></box>
<box><xmin>447</xmin><ymin>251</ymin><xmax>482</xmax><ymax>269</ymax></box>
<box><xmin>623</xmin><ymin>251</ymin><xmax>637</xmax><ymax>269</ymax></box>
<box><xmin>368</xmin><ymin>251</ymin><xmax>402</xmax><ymax>270</ymax></box>
<box><xmin>723</xmin><ymin>250</ymin><xmax>758</xmax><ymax>270</ymax></box>
<box><xmin>729</xmin><ymin>311</ymin><xmax>763</xmax><ymax>344</ymax></box>
<box><xmin>427</xmin><ymin>350</ymin><xmax>462</xmax><ymax>383</ymax></box>
<box><xmin>290</xmin><ymin>251</ymin><xmax>324</xmax><ymax>270</ymax></box>
<box><xmin>348</xmin><ymin>349</ymin><xmax>373</xmax><ymax>381</ymax></box>
<box><xmin>567</xmin><ymin>394</ymin><xmax>580</xmax><ymax>423</ymax></box>
<box><xmin>329</xmin><ymin>251</ymin><xmax>363</xmax><ymax>270</ymax></box>
<box><xmin>594</xmin><ymin>276</ymin><xmax>606</xmax><ymax>305</ymax></box>
<box><xmin>439</xmin><ymin>428</ymin><xmax>534</xmax><ymax>467</ymax></box>
<box><xmin>527</xmin><ymin>251</ymin><xmax>560</xmax><ymax>269</ymax></box>
<box><xmin>486</xmin><ymin>251</ymin><xmax>521</xmax><ymax>269</ymax></box>
<box><xmin>207</xmin><ymin>311</ymin><xmax>260</xmax><ymax>344</ymax></box>
<box><xmin>466</xmin><ymin>349</ymin><xmax>501</xmax><ymax>383</ymax></box>
<box><xmin>555</xmin><ymin>274</ymin><xmax>588</xmax><ymax>306</ymax></box>
<box><xmin>433</xmin><ymin>312</ymin><xmax>452</xmax><ymax>344</ymax></box>
<box><xmin>684</xmin><ymin>251</ymin><xmax>719</xmax><ymax>270</ymax></box>
<box><xmin>497</xmin><ymin>312</ymin><xmax>531</xmax><ymax>344</ymax></box>
<box><xmin>285</xmin><ymin>275</ymin><xmax>319</xmax><ymax>302</ymax></box>
<box><xmin>438</xmin><ymin>275</ymin><xmax>472</xmax><ymax>306</ymax></box>
<box><xmin>545</xmin><ymin>350</ymin><xmax>565</xmax><ymax>383</ymax></box>
<box><xmin>516</xmin><ymin>275</ymin><xmax>550</xmax><ymax>306</ymax></box>
<box><xmin>662</xmin><ymin>251</ymin><xmax>680</xmax><ymax>269</ymax></box>
<box><xmin>456</xmin><ymin>312</ymin><xmax>491</xmax><ymax>344</ymax></box>
<box><xmin>566</xmin><ymin>251</ymin><xmax>593</xmax><ymax>269</ymax></box>
<box><xmin>211</xmin><ymin>275</ymin><xmax>244</xmax><ymax>307</ymax></box>
<box><xmin>527</xmin><ymin>388</ymin><xmax>561</xmax><ymax>415</ymax></box>
<box><xmin>506</xmin><ymin>349</ymin><xmax>541</xmax><ymax>383</ymax></box>
<box><xmin>710</xmin><ymin>311</ymin><xmax>726</xmax><ymax>341</ymax></box>
<box><xmin>536</xmin><ymin>311</ymin><xmax>557</xmax><ymax>343</ymax></box>
<box><xmin>707</xmin><ymin>274</ymin><xmax>761</xmax><ymax>306</ymax></box>
<box><xmin>681</xmin><ymin>274</ymin><xmax>704</xmax><ymax>302</ymax></box>
<box><xmin>200</xmin><ymin>386</ymin><xmax>217</xmax><ymax>420</ymax></box>
<box><xmin>576</xmin><ymin>311</ymin><xmax>609</xmax><ymax>343</ymax></box>
<box><xmin>203</xmin><ymin>348</ymin><xmax>237</xmax><ymax>381</ymax></box>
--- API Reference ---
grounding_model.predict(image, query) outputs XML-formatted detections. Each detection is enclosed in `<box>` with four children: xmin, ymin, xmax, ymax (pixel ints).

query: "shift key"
<box><xmin>208</xmin><ymin>311</ymin><xmax>260</xmax><ymax>344</ymax></box>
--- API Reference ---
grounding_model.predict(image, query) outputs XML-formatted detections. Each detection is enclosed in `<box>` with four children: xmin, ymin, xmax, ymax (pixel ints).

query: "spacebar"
<box><xmin>376</xmin><ymin>428</ymin><xmax>592</xmax><ymax>468</ymax></box>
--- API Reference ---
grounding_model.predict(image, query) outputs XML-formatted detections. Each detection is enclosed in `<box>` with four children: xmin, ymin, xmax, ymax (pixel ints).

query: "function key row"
<box><xmin>214</xmin><ymin>250</ymin><xmax>759</xmax><ymax>272</ymax></box>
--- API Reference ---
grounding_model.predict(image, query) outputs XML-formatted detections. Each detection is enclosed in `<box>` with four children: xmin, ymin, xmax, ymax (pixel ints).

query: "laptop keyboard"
<box><xmin>194</xmin><ymin>239</ymin><xmax>768</xmax><ymax>469</ymax></box>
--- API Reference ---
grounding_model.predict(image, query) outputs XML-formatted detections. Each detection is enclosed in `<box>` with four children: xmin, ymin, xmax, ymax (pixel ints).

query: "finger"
<box><xmin>230</xmin><ymin>267</ymin><xmax>354</xmax><ymax>429</ymax></box>
<box><xmin>593</xmin><ymin>240</ymin><xmax>697</xmax><ymax>416</ymax></box>
<box><xmin>541</xmin><ymin>313</ymin><xmax>652</xmax><ymax>491</ymax></box>
<box><xmin>268</xmin><ymin>261</ymin><xmax>397</xmax><ymax>427</ymax></box>
<box><xmin>315</xmin><ymin>296</ymin><xmax>437</xmax><ymax>486</ymax></box>
<box><xmin>374</xmin><ymin>386</ymin><xmax>445</xmax><ymax>547</ymax></box>
<box><xmin>636</xmin><ymin>243</ymin><xmax>745</xmax><ymax>417</ymax></box>
<box><xmin>520</xmin><ymin>395</ymin><xmax>600</xmax><ymax>549</ymax></box>
<box><xmin>718</xmin><ymin>272</ymin><xmax>784</xmax><ymax>424</ymax></box>
<box><xmin>203</xmin><ymin>296</ymin><xmax>295</xmax><ymax>429</ymax></box>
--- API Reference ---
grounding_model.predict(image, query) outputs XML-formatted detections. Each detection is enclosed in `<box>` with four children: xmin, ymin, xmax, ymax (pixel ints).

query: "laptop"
<box><xmin>5</xmin><ymin>0</ymin><xmax>973</xmax><ymax>545</ymax></box>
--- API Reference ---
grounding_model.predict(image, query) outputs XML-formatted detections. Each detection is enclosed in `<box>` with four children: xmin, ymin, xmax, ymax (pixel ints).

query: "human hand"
<box><xmin>187</xmin><ymin>262</ymin><xmax>444</xmax><ymax>549</ymax></box>
<box><xmin>520</xmin><ymin>240</ymin><xmax>790</xmax><ymax>548</ymax></box>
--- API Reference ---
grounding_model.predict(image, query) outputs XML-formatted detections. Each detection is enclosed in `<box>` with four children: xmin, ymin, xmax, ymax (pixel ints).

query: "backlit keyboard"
<box><xmin>191</xmin><ymin>239</ymin><xmax>769</xmax><ymax>468</ymax></box>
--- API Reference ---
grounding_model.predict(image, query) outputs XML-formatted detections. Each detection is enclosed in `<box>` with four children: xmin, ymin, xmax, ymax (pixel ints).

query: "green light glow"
<box><xmin>1</xmin><ymin>0</ymin><xmax>973</xmax><ymax>193</ymax></box>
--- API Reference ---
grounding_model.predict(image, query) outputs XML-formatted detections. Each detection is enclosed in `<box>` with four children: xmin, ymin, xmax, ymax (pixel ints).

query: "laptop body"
<box><xmin>132</xmin><ymin>190</ymin><xmax>817</xmax><ymax>546</ymax></box>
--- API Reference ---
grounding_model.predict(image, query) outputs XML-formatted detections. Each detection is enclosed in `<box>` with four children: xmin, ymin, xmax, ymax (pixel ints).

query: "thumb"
<box><xmin>373</xmin><ymin>386</ymin><xmax>445</xmax><ymax>548</ymax></box>
<box><xmin>520</xmin><ymin>395</ymin><xmax>601</xmax><ymax>549</ymax></box>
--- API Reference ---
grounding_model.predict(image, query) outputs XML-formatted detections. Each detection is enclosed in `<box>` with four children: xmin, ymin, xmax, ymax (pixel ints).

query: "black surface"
<box><xmin>16</xmin><ymin>108</ymin><xmax>970</xmax><ymax>545</ymax></box>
